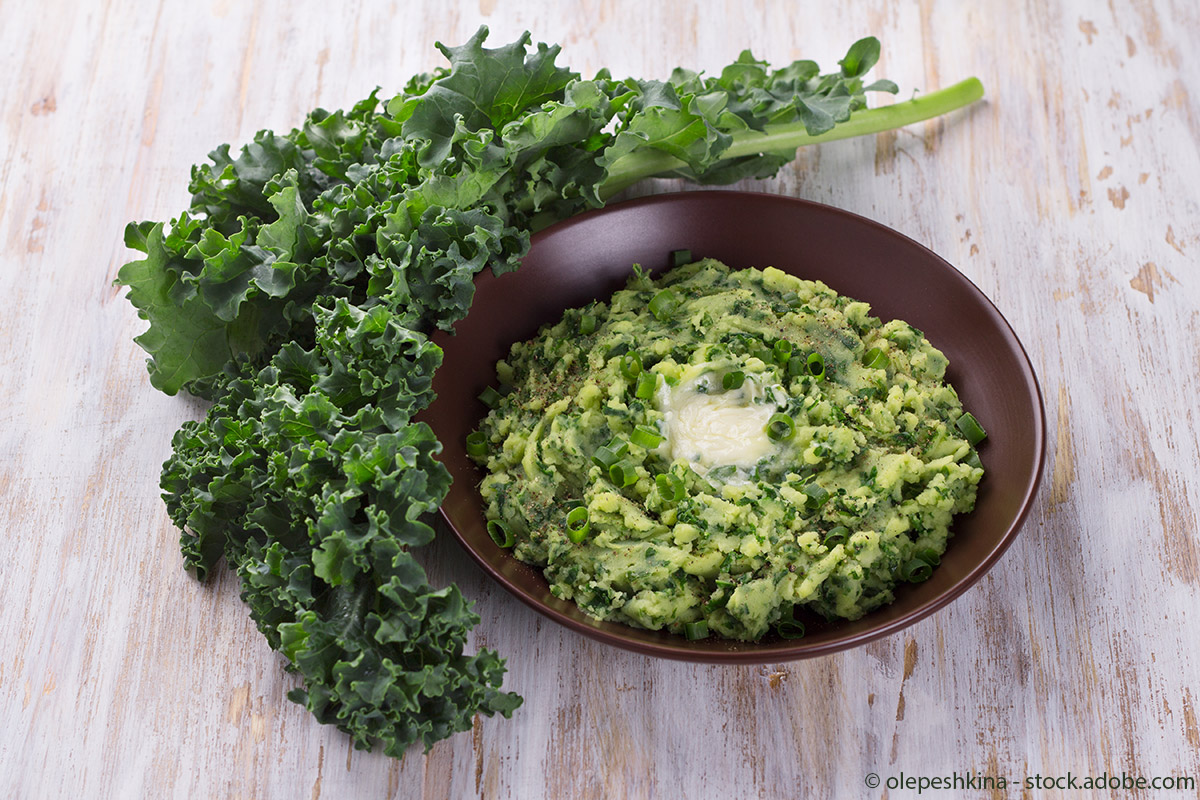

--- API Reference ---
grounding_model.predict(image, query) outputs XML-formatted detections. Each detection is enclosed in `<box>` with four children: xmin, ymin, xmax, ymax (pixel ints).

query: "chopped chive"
<box><xmin>670</xmin><ymin>248</ymin><xmax>692</xmax><ymax>267</ymax></box>
<box><xmin>683</xmin><ymin>620</ymin><xmax>709</xmax><ymax>640</ymax></box>
<box><xmin>566</xmin><ymin>506</ymin><xmax>590</xmax><ymax>543</ymax></box>
<box><xmin>803</xmin><ymin>482</ymin><xmax>830</xmax><ymax>510</ymax></box>
<box><xmin>786</xmin><ymin>355</ymin><xmax>805</xmax><ymax>377</ymax></box>
<box><xmin>487</xmin><ymin>519</ymin><xmax>515</xmax><ymax>548</ymax></box>
<box><xmin>780</xmin><ymin>291</ymin><xmax>800</xmax><ymax>308</ymax></box>
<box><xmin>591</xmin><ymin>444</ymin><xmax>622</xmax><ymax>470</ymax></box>
<box><xmin>649</xmin><ymin>289</ymin><xmax>681</xmax><ymax>321</ymax></box>
<box><xmin>823</xmin><ymin>526</ymin><xmax>850</xmax><ymax>547</ymax></box>
<box><xmin>656</xmin><ymin>473</ymin><xmax>685</xmax><ymax>502</ymax></box>
<box><xmin>580</xmin><ymin>313</ymin><xmax>597</xmax><ymax>335</ymax></box>
<box><xmin>916</xmin><ymin>547</ymin><xmax>941</xmax><ymax>567</ymax></box>
<box><xmin>466</xmin><ymin>431</ymin><xmax>488</xmax><ymax>458</ymax></box>
<box><xmin>773</xmin><ymin>340</ymin><xmax>793</xmax><ymax>364</ymax></box>
<box><xmin>955</xmin><ymin>412</ymin><xmax>987</xmax><ymax>446</ymax></box>
<box><xmin>766</xmin><ymin>412</ymin><xmax>795</xmax><ymax>441</ymax></box>
<box><xmin>964</xmin><ymin>449</ymin><xmax>983</xmax><ymax>470</ymax></box>
<box><xmin>609</xmin><ymin>460</ymin><xmax>638</xmax><ymax>487</ymax></box>
<box><xmin>631</xmin><ymin>425</ymin><xmax>664</xmax><ymax>449</ymax></box>
<box><xmin>635</xmin><ymin>371</ymin><xmax>658</xmax><ymax>399</ymax></box>
<box><xmin>900</xmin><ymin>558</ymin><xmax>933</xmax><ymax>583</ymax></box>
<box><xmin>479</xmin><ymin>386</ymin><xmax>503</xmax><ymax>408</ymax></box>
<box><xmin>619</xmin><ymin>352</ymin><xmax>642</xmax><ymax>380</ymax></box>
<box><xmin>777</xmin><ymin>620</ymin><xmax>806</xmax><ymax>639</ymax></box>
<box><xmin>606</xmin><ymin>436</ymin><xmax>630</xmax><ymax>457</ymax></box>
<box><xmin>806</xmin><ymin>352</ymin><xmax>825</xmax><ymax>379</ymax></box>
<box><xmin>722</xmin><ymin>370</ymin><xmax>745</xmax><ymax>390</ymax></box>
<box><xmin>862</xmin><ymin>347</ymin><xmax>889</xmax><ymax>369</ymax></box>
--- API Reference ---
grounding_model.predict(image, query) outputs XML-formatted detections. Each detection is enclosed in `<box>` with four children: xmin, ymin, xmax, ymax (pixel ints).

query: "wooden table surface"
<box><xmin>3</xmin><ymin>1</ymin><xmax>1198</xmax><ymax>797</ymax></box>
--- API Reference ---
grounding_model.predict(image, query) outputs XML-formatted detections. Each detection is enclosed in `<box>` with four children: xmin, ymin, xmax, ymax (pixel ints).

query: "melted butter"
<box><xmin>658</xmin><ymin>375</ymin><xmax>777</xmax><ymax>475</ymax></box>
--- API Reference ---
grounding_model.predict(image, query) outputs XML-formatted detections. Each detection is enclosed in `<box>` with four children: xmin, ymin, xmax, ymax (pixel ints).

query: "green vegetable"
<box><xmin>610</xmin><ymin>460</ymin><xmax>640</xmax><ymax>487</ymax></box>
<box><xmin>722</xmin><ymin>370</ymin><xmax>745</xmax><ymax>390</ymax></box>
<box><xmin>635</xmin><ymin>371</ymin><xmax>659</xmax><ymax>399</ymax></box>
<box><xmin>803</xmin><ymin>482</ymin><xmax>830</xmax><ymax>510</ymax></box>
<box><xmin>767</xmin><ymin>412</ymin><xmax>796</xmax><ymax>441</ymax></box>
<box><xmin>631</xmin><ymin>424</ymin><xmax>664</xmax><ymax>449</ymax></box>
<box><xmin>862</xmin><ymin>347</ymin><xmax>889</xmax><ymax>369</ymax></box>
<box><xmin>489</xmin><ymin>519</ymin><xmax>516</xmax><ymax>548</ymax></box>
<box><xmin>620</xmin><ymin>352</ymin><xmax>643</xmax><ymax>379</ymax></box>
<box><xmin>566</xmin><ymin>506</ymin><xmax>591</xmax><ymax>543</ymax></box>
<box><xmin>116</xmin><ymin>27</ymin><xmax>983</xmax><ymax>754</ymax></box>
<box><xmin>649</xmin><ymin>288</ymin><xmax>681</xmax><ymax>320</ymax></box>
<box><xmin>479</xmin><ymin>386</ymin><xmax>503</xmax><ymax>408</ymax></box>
<box><xmin>901</xmin><ymin>558</ymin><xmax>934</xmax><ymax>583</ymax></box>
<box><xmin>466</xmin><ymin>431</ymin><xmax>488</xmax><ymax>457</ymax></box>
<box><xmin>806</xmin><ymin>351</ymin><xmax>826</xmax><ymax>379</ymax></box>
<box><xmin>656</xmin><ymin>472</ymin><xmax>685</xmax><ymax>502</ymax></box>
<box><xmin>683</xmin><ymin>620</ymin><xmax>710</xmax><ymax>640</ymax></box>
<box><xmin>955</xmin><ymin>412</ymin><xmax>987</xmax><ymax>445</ymax></box>
<box><xmin>823</xmin><ymin>526</ymin><xmax>850</xmax><ymax>548</ymax></box>
<box><xmin>777</xmin><ymin>619</ymin><xmax>806</xmax><ymax>639</ymax></box>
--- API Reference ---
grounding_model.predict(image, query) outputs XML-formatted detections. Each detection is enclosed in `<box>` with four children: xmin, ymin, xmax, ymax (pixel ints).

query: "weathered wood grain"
<box><xmin>1</xmin><ymin>0</ymin><xmax>1198</xmax><ymax>797</ymax></box>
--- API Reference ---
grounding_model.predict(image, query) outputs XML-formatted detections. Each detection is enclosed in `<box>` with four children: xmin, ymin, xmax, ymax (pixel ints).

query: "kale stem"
<box><xmin>597</xmin><ymin>77</ymin><xmax>985</xmax><ymax>200</ymax></box>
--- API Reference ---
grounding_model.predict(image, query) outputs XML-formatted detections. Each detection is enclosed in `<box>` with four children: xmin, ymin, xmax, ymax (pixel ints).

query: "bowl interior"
<box><xmin>425</xmin><ymin>191</ymin><xmax>1045</xmax><ymax>663</ymax></box>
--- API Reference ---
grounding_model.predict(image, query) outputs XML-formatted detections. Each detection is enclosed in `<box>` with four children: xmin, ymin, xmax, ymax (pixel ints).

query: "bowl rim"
<box><xmin>434</xmin><ymin>190</ymin><xmax>1047</xmax><ymax>663</ymax></box>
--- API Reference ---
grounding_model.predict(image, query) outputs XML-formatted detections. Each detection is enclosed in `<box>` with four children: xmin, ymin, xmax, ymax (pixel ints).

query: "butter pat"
<box><xmin>658</xmin><ymin>373</ymin><xmax>776</xmax><ymax>473</ymax></box>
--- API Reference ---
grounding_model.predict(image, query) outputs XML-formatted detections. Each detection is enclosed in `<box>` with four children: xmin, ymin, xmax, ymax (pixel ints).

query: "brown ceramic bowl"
<box><xmin>426</xmin><ymin>191</ymin><xmax>1045</xmax><ymax>663</ymax></box>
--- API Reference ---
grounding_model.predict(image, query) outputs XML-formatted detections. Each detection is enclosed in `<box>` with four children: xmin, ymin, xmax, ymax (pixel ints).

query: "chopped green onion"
<box><xmin>780</xmin><ymin>291</ymin><xmax>800</xmax><ymax>308</ymax></box>
<box><xmin>786</xmin><ymin>355</ymin><xmax>805</xmax><ymax>377</ymax></box>
<box><xmin>479</xmin><ymin>386</ymin><xmax>503</xmax><ymax>408</ymax></box>
<box><xmin>767</xmin><ymin>412</ymin><xmax>795</xmax><ymax>441</ymax></box>
<box><xmin>670</xmin><ymin>248</ymin><xmax>692</xmax><ymax>267</ymax></box>
<box><xmin>610</xmin><ymin>460</ymin><xmax>639</xmax><ymax>487</ymax></box>
<box><xmin>964</xmin><ymin>449</ymin><xmax>983</xmax><ymax>470</ymax></box>
<box><xmin>803</xmin><ymin>482</ymin><xmax>830</xmax><ymax>510</ymax></box>
<box><xmin>773</xmin><ymin>340</ymin><xmax>793</xmax><ymax>363</ymax></box>
<box><xmin>955</xmin><ymin>412</ymin><xmax>987</xmax><ymax>446</ymax></box>
<box><xmin>683</xmin><ymin>620</ymin><xmax>709</xmax><ymax>640</ymax></box>
<box><xmin>487</xmin><ymin>519</ymin><xmax>515</xmax><ymax>548</ymax></box>
<box><xmin>592</xmin><ymin>443</ymin><xmax>623</xmax><ymax>470</ymax></box>
<box><xmin>635</xmin><ymin>371</ymin><xmax>658</xmax><ymax>399</ymax></box>
<box><xmin>606</xmin><ymin>437</ymin><xmax>630</xmax><ymax>457</ymax></box>
<box><xmin>649</xmin><ymin>289</ymin><xmax>681</xmax><ymax>321</ymax></box>
<box><xmin>806</xmin><ymin>352</ymin><xmax>825</xmax><ymax>379</ymax></box>
<box><xmin>619</xmin><ymin>352</ymin><xmax>642</xmax><ymax>380</ymax></box>
<box><xmin>862</xmin><ymin>347</ymin><xmax>889</xmax><ymax>369</ymax></box>
<box><xmin>916</xmin><ymin>547</ymin><xmax>941</xmax><ymax>567</ymax></box>
<box><xmin>656</xmin><ymin>473</ymin><xmax>685</xmax><ymax>502</ymax></box>
<box><xmin>777</xmin><ymin>620</ymin><xmax>806</xmax><ymax>639</ymax></box>
<box><xmin>466</xmin><ymin>431</ymin><xmax>488</xmax><ymax>458</ymax></box>
<box><xmin>823</xmin><ymin>526</ymin><xmax>850</xmax><ymax>547</ymax></box>
<box><xmin>722</xmin><ymin>370</ymin><xmax>745</xmax><ymax>390</ymax></box>
<box><xmin>566</xmin><ymin>506</ymin><xmax>590</xmax><ymax>543</ymax></box>
<box><xmin>580</xmin><ymin>313</ymin><xmax>597</xmax><ymax>335</ymax></box>
<box><xmin>631</xmin><ymin>425</ymin><xmax>664</xmax><ymax>449</ymax></box>
<box><xmin>900</xmin><ymin>558</ymin><xmax>933</xmax><ymax>583</ymax></box>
